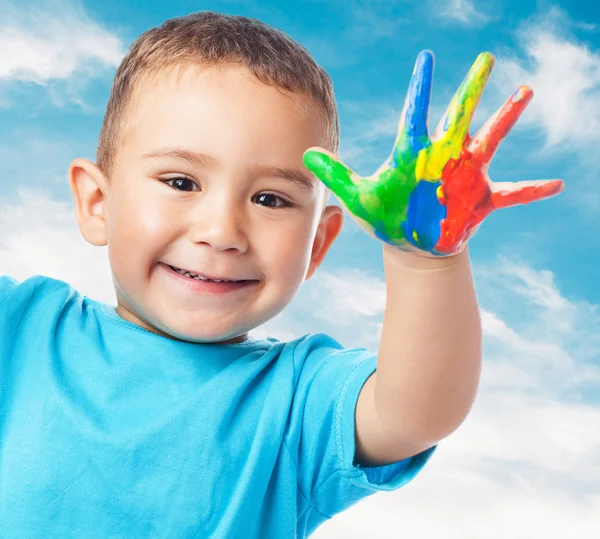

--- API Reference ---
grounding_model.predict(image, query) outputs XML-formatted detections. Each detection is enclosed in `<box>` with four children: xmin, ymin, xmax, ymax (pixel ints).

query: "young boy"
<box><xmin>0</xmin><ymin>10</ymin><xmax>561</xmax><ymax>539</ymax></box>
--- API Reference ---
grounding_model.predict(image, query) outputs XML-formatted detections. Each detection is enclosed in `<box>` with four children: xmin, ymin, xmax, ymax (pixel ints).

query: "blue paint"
<box><xmin>405</xmin><ymin>50</ymin><xmax>433</xmax><ymax>138</ymax></box>
<box><xmin>391</xmin><ymin>51</ymin><xmax>434</xmax><ymax>168</ymax></box>
<box><xmin>401</xmin><ymin>179</ymin><xmax>446</xmax><ymax>250</ymax></box>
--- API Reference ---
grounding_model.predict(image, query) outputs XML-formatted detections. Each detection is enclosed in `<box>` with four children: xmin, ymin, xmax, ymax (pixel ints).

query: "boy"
<box><xmin>0</xmin><ymin>10</ymin><xmax>562</xmax><ymax>539</ymax></box>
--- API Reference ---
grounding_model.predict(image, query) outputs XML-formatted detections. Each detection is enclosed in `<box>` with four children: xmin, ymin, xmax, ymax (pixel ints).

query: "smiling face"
<box><xmin>70</xmin><ymin>64</ymin><xmax>342</xmax><ymax>344</ymax></box>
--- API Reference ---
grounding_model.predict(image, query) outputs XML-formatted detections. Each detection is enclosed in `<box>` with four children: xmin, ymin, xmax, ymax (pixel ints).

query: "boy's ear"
<box><xmin>305</xmin><ymin>204</ymin><xmax>344</xmax><ymax>281</ymax></box>
<box><xmin>68</xmin><ymin>158</ymin><xmax>109</xmax><ymax>247</ymax></box>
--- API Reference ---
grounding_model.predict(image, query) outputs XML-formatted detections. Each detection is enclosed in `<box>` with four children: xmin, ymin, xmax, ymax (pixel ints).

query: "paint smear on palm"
<box><xmin>405</xmin><ymin>52</ymin><xmax>496</xmax><ymax>253</ymax></box>
<box><xmin>434</xmin><ymin>85</ymin><xmax>556</xmax><ymax>254</ymax></box>
<box><xmin>389</xmin><ymin>52</ymin><xmax>497</xmax><ymax>252</ymax></box>
<box><xmin>362</xmin><ymin>50</ymin><xmax>434</xmax><ymax>245</ymax></box>
<box><xmin>303</xmin><ymin>51</ymin><xmax>564</xmax><ymax>257</ymax></box>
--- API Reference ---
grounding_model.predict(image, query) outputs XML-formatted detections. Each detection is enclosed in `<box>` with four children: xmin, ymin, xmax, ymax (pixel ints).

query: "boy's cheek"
<box><xmin>274</xmin><ymin>235</ymin><xmax>315</xmax><ymax>278</ymax></box>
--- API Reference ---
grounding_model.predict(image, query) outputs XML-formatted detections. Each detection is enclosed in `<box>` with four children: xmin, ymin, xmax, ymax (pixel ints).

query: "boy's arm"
<box><xmin>354</xmin><ymin>245</ymin><xmax>481</xmax><ymax>465</ymax></box>
<box><xmin>303</xmin><ymin>50</ymin><xmax>563</xmax><ymax>467</ymax></box>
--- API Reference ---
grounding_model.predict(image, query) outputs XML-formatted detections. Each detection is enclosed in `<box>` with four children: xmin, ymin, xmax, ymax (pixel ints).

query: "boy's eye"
<box><xmin>253</xmin><ymin>193</ymin><xmax>291</xmax><ymax>209</ymax></box>
<box><xmin>160</xmin><ymin>177</ymin><xmax>291</xmax><ymax>209</ymax></box>
<box><xmin>161</xmin><ymin>176</ymin><xmax>198</xmax><ymax>192</ymax></box>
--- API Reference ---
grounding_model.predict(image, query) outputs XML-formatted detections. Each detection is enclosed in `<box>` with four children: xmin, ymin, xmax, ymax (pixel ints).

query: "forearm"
<box><xmin>374</xmin><ymin>243</ymin><xmax>482</xmax><ymax>443</ymax></box>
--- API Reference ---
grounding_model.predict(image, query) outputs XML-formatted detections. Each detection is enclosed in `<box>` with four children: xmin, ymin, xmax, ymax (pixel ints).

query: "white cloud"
<box><xmin>341</xmin><ymin>7</ymin><xmax>600</xmax><ymax>166</ymax></box>
<box><xmin>308</xmin><ymin>268</ymin><xmax>386</xmax><ymax>321</ymax></box>
<box><xmin>0</xmin><ymin>187</ymin><xmax>115</xmax><ymax>303</ymax></box>
<box><xmin>255</xmin><ymin>265</ymin><xmax>387</xmax><ymax>351</ymax></box>
<box><xmin>311</xmin><ymin>257</ymin><xmax>600</xmax><ymax>537</ymax></box>
<box><xmin>437</xmin><ymin>0</ymin><xmax>490</xmax><ymax>25</ymax></box>
<box><xmin>2</xmin><ymin>188</ymin><xmax>599</xmax><ymax>537</ymax></box>
<box><xmin>493</xmin><ymin>8</ymin><xmax>600</xmax><ymax>151</ymax></box>
<box><xmin>0</xmin><ymin>0</ymin><xmax>124</xmax><ymax>85</ymax></box>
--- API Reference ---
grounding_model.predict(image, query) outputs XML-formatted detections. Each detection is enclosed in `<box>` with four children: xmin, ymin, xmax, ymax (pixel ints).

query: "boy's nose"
<box><xmin>186</xmin><ymin>200</ymin><xmax>249</xmax><ymax>253</ymax></box>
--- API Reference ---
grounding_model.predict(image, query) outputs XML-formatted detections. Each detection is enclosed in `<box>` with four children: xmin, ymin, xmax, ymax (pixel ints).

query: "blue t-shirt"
<box><xmin>0</xmin><ymin>274</ymin><xmax>436</xmax><ymax>538</ymax></box>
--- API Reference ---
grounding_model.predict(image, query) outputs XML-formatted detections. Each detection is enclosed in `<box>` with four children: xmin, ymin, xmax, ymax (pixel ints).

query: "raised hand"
<box><xmin>303</xmin><ymin>51</ymin><xmax>564</xmax><ymax>257</ymax></box>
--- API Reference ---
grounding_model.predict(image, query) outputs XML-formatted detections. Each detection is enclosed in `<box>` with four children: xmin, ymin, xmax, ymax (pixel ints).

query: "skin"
<box><xmin>68</xmin><ymin>64</ymin><xmax>343</xmax><ymax>344</ymax></box>
<box><xmin>303</xmin><ymin>51</ymin><xmax>565</xmax><ymax>257</ymax></box>
<box><xmin>337</xmin><ymin>52</ymin><xmax>564</xmax><ymax>465</ymax></box>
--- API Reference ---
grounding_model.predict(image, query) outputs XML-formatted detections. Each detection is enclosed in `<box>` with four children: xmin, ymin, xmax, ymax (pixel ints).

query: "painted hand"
<box><xmin>303</xmin><ymin>51</ymin><xmax>565</xmax><ymax>257</ymax></box>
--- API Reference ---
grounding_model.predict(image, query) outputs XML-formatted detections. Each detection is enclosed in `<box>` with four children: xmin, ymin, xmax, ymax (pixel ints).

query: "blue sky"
<box><xmin>0</xmin><ymin>0</ymin><xmax>599</xmax><ymax>537</ymax></box>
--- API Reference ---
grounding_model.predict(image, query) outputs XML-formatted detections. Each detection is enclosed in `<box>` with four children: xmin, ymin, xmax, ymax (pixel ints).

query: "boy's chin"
<box><xmin>147</xmin><ymin>320</ymin><xmax>250</xmax><ymax>344</ymax></box>
<box><xmin>116</xmin><ymin>303</ymin><xmax>250</xmax><ymax>344</ymax></box>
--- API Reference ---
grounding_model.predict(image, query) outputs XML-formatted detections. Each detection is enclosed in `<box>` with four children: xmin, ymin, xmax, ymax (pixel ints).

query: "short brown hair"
<box><xmin>96</xmin><ymin>11</ymin><xmax>339</xmax><ymax>178</ymax></box>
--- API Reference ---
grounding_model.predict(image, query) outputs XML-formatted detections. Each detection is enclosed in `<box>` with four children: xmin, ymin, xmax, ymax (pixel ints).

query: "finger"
<box><xmin>433</xmin><ymin>52</ymin><xmax>495</xmax><ymax>154</ymax></box>
<box><xmin>468</xmin><ymin>85</ymin><xmax>534</xmax><ymax>165</ymax></box>
<box><xmin>303</xmin><ymin>147</ymin><xmax>362</xmax><ymax>210</ymax></box>
<box><xmin>392</xmin><ymin>50</ymin><xmax>434</xmax><ymax>165</ymax></box>
<box><xmin>401</xmin><ymin>51</ymin><xmax>434</xmax><ymax>139</ymax></box>
<box><xmin>491</xmin><ymin>179</ymin><xmax>565</xmax><ymax>210</ymax></box>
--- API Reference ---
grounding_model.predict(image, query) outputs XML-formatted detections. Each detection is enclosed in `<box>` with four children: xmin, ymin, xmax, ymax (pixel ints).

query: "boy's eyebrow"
<box><xmin>251</xmin><ymin>164</ymin><xmax>315</xmax><ymax>192</ymax></box>
<box><xmin>142</xmin><ymin>147</ymin><xmax>220</xmax><ymax>168</ymax></box>
<box><xmin>141</xmin><ymin>147</ymin><xmax>315</xmax><ymax>192</ymax></box>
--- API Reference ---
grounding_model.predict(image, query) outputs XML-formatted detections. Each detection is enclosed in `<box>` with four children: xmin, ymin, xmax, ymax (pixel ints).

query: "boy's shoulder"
<box><xmin>286</xmin><ymin>332</ymin><xmax>374</xmax><ymax>370</ymax></box>
<box><xmin>0</xmin><ymin>273</ymin><xmax>75</xmax><ymax>308</ymax></box>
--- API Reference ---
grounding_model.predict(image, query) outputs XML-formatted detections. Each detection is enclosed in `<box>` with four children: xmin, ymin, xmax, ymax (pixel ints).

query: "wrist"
<box><xmin>382</xmin><ymin>242</ymin><xmax>469</xmax><ymax>271</ymax></box>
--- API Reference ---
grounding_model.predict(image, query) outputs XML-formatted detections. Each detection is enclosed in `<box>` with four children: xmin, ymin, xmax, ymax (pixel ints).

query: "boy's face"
<box><xmin>70</xmin><ymin>64</ymin><xmax>342</xmax><ymax>344</ymax></box>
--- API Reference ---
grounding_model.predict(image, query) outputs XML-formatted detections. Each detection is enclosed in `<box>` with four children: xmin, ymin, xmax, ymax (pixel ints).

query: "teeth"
<box><xmin>171</xmin><ymin>266</ymin><xmax>236</xmax><ymax>282</ymax></box>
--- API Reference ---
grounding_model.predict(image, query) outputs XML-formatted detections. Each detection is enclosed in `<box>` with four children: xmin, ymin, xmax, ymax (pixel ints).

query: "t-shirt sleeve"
<box><xmin>287</xmin><ymin>333</ymin><xmax>437</xmax><ymax>519</ymax></box>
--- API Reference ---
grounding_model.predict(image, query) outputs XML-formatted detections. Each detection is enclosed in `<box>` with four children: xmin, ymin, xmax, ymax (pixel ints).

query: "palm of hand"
<box><xmin>303</xmin><ymin>51</ymin><xmax>564</xmax><ymax>257</ymax></box>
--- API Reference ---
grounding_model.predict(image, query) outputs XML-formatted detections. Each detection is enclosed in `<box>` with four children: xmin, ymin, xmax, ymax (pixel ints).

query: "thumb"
<box><xmin>303</xmin><ymin>147</ymin><xmax>361</xmax><ymax>205</ymax></box>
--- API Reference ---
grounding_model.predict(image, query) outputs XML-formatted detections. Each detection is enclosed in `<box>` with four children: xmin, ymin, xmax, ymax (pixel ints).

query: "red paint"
<box><xmin>434</xmin><ymin>85</ymin><xmax>564</xmax><ymax>254</ymax></box>
<box><xmin>469</xmin><ymin>85</ymin><xmax>534</xmax><ymax>165</ymax></box>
